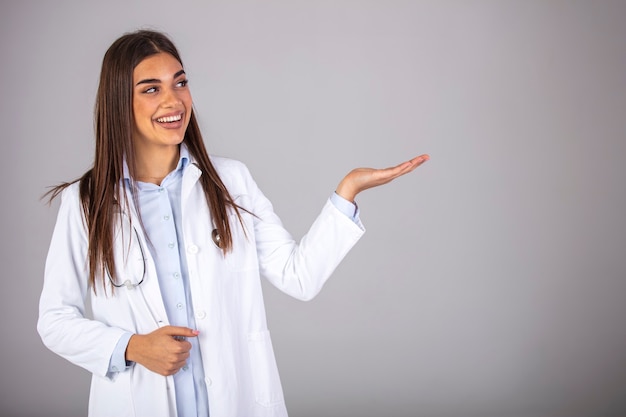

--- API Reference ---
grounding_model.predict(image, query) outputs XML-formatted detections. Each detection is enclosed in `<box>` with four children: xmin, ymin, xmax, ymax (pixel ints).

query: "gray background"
<box><xmin>1</xmin><ymin>0</ymin><xmax>625</xmax><ymax>416</ymax></box>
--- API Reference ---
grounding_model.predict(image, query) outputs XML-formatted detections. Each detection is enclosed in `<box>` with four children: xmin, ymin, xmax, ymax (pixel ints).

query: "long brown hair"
<box><xmin>46</xmin><ymin>30</ymin><xmax>244</xmax><ymax>292</ymax></box>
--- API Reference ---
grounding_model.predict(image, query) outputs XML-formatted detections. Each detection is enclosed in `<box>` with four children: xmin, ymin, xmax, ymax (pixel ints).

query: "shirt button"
<box><xmin>187</xmin><ymin>245</ymin><xmax>199</xmax><ymax>254</ymax></box>
<box><xmin>195</xmin><ymin>310</ymin><xmax>206</xmax><ymax>319</ymax></box>
<box><xmin>205</xmin><ymin>377</ymin><xmax>212</xmax><ymax>386</ymax></box>
<box><xmin>158</xmin><ymin>187</ymin><xmax>165</xmax><ymax>193</ymax></box>
<box><xmin>168</xmin><ymin>242</ymin><xmax>175</xmax><ymax>249</ymax></box>
<box><xmin>163</xmin><ymin>215</ymin><xmax>170</xmax><ymax>221</ymax></box>
<box><xmin>176</xmin><ymin>303</ymin><xmax>183</xmax><ymax>310</ymax></box>
<box><xmin>173</xmin><ymin>272</ymin><xmax>180</xmax><ymax>279</ymax></box>
<box><xmin>182</xmin><ymin>365</ymin><xmax>189</xmax><ymax>372</ymax></box>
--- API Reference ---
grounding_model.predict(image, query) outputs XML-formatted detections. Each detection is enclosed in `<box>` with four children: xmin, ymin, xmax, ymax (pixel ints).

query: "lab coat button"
<box><xmin>205</xmin><ymin>377</ymin><xmax>212</xmax><ymax>386</ymax></box>
<box><xmin>187</xmin><ymin>245</ymin><xmax>199</xmax><ymax>254</ymax></box>
<box><xmin>195</xmin><ymin>310</ymin><xmax>206</xmax><ymax>319</ymax></box>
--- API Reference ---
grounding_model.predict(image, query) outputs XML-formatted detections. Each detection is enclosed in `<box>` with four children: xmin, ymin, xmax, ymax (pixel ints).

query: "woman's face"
<box><xmin>131</xmin><ymin>52</ymin><xmax>192</xmax><ymax>154</ymax></box>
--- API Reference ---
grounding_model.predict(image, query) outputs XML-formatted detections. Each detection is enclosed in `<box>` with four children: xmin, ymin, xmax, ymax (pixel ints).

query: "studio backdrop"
<box><xmin>1</xmin><ymin>1</ymin><xmax>625</xmax><ymax>416</ymax></box>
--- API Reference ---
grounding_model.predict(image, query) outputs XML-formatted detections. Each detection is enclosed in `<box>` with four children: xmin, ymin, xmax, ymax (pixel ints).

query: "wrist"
<box><xmin>335</xmin><ymin>183</ymin><xmax>356</xmax><ymax>203</ymax></box>
<box><xmin>125</xmin><ymin>334</ymin><xmax>141</xmax><ymax>363</ymax></box>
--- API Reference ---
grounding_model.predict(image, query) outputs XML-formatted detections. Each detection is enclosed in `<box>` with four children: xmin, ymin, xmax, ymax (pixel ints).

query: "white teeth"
<box><xmin>156</xmin><ymin>114</ymin><xmax>182</xmax><ymax>123</ymax></box>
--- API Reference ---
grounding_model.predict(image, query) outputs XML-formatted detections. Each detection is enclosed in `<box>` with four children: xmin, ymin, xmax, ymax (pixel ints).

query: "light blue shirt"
<box><xmin>110</xmin><ymin>145</ymin><xmax>359</xmax><ymax>416</ymax></box>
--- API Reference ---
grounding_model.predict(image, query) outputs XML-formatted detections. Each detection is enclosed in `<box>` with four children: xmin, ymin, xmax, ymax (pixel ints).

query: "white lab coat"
<box><xmin>38</xmin><ymin>156</ymin><xmax>365</xmax><ymax>417</ymax></box>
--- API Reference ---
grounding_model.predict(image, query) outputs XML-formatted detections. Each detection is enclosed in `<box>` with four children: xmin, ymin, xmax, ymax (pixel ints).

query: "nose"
<box><xmin>161</xmin><ymin>87</ymin><xmax>182</xmax><ymax>108</ymax></box>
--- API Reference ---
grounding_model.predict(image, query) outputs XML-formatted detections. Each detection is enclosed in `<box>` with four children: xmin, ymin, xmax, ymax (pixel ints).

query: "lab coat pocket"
<box><xmin>89</xmin><ymin>370</ymin><xmax>135</xmax><ymax>417</ymax></box>
<box><xmin>247</xmin><ymin>330</ymin><xmax>284</xmax><ymax>407</ymax></box>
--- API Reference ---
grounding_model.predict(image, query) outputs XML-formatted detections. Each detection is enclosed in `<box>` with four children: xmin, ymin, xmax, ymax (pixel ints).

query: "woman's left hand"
<box><xmin>335</xmin><ymin>154</ymin><xmax>430</xmax><ymax>202</ymax></box>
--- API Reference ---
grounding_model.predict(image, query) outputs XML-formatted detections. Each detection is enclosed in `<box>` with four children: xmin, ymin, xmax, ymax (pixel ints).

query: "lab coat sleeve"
<box><xmin>239</xmin><ymin>164</ymin><xmax>366</xmax><ymax>301</ymax></box>
<box><xmin>37</xmin><ymin>184</ymin><xmax>128</xmax><ymax>378</ymax></box>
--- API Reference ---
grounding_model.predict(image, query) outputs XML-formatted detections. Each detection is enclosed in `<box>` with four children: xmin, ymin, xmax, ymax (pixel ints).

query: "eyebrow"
<box><xmin>135</xmin><ymin>69</ymin><xmax>186</xmax><ymax>86</ymax></box>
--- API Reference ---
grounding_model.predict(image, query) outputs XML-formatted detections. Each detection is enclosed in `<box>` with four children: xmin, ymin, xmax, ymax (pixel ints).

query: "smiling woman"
<box><xmin>132</xmin><ymin>54</ymin><xmax>192</xmax><ymax>184</ymax></box>
<box><xmin>36</xmin><ymin>29</ymin><xmax>428</xmax><ymax>417</ymax></box>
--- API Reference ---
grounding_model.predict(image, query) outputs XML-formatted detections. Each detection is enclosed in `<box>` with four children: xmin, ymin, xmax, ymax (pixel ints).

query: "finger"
<box><xmin>177</xmin><ymin>340</ymin><xmax>193</xmax><ymax>353</ymax></box>
<box><xmin>161</xmin><ymin>326</ymin><xmax>200</xmax><ymax>338</ymax></box>
<box><xmin>392</xmin><ymin>154</ymin><xmax>430</xmax><ymax>176</ymax></box>
<box><xmin>409</xmin><ymin>154</ymin><xmax>430</xmax><ymax>166</ymax></box>
<box><xmin>163</xmin><ymin>360</ymin><xmax>186</xmax><ymax>376</ymax></box>
<box><xmin>380</xmin><ymin>159</ymin><xmax>418</xmax><ymax>179</ymax></box>
<box><xmin>164</xmin><ymin>350</ymin><xmax>190</xmax><ymax>370</ymax></box>
<box><xmin>372</xmin><ymin>154</ymin><xmax>429</xmax><ymax>184</ymax></box>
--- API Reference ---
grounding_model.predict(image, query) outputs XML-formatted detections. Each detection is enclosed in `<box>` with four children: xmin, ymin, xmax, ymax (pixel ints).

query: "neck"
<box><xmin>134</xmin><ymin>145</ymin><xmax>180</xmax><ymax>185</ymax></box>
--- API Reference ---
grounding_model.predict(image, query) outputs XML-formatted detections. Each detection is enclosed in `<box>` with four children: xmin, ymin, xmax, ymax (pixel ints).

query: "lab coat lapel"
<box><xmin>182</xmin><ymin>161</ymin><xmax>202</xmax><ymax>207</ymax></box>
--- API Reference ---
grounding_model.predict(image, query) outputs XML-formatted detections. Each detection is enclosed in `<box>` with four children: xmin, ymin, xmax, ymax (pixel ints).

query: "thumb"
<box><xmin>160</xmin><ymin>325</ymin><xmax>200</xmax><ymax>338</ymax></box>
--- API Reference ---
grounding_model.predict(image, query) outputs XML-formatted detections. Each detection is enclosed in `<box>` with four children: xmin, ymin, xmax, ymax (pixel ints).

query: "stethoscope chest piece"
<box><xmin>211</xmin><ymin>228</ymin><xmax>223</xmax><ymax>248</ymax></box>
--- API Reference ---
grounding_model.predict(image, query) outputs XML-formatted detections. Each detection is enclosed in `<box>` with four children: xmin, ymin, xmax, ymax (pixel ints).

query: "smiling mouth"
<box><xmin>156</xmin><ymin>114</ymin><xmax>183</xmax><ymax>123</ymax></box>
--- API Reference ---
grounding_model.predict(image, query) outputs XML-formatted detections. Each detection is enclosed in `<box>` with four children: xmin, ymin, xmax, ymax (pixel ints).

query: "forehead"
<box><xmin>133</xmin><ymin>52</ymin><xmax>183</xmax><ymax>80</ymax></box>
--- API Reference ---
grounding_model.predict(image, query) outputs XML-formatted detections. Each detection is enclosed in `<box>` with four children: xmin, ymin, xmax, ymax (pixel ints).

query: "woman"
<box><xmin>38</xmin><ymin>30</ymin><xmax>429</xmax><ymax>417</ymax></box>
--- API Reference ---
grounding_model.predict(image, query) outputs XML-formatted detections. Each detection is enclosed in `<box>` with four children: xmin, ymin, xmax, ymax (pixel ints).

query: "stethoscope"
<box><xmin>106</xmin><ymin>221</ymin><xmax>147</xmax><ymax>290</ymax></box>
<box><xmin>211</xmin><ymin>228</ymin><xmax>223</xmax><ymax>248</ymax></box>
<box><xmin>106</xmin><ymin>216</ymin><xmax>223</xmax><ymax>290</ymax></box>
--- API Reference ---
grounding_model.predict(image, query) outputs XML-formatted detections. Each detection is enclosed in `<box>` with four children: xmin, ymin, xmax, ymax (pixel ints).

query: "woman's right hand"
<box><xmin>125</xmin><ymin>326</ymin><xmax>199</xmax><ymax>376</ymax></box>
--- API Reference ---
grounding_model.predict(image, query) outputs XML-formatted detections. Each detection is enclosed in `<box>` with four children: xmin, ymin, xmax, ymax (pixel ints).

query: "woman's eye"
<box><xmin>143</xmin><ymin>86</ymin><xmax>158</xmax><ymax>94</ymax></box>
<box><xmin>177</xmin><ymin>79</ymin><xmax>189</xmax><ymax>87</ymax></box>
